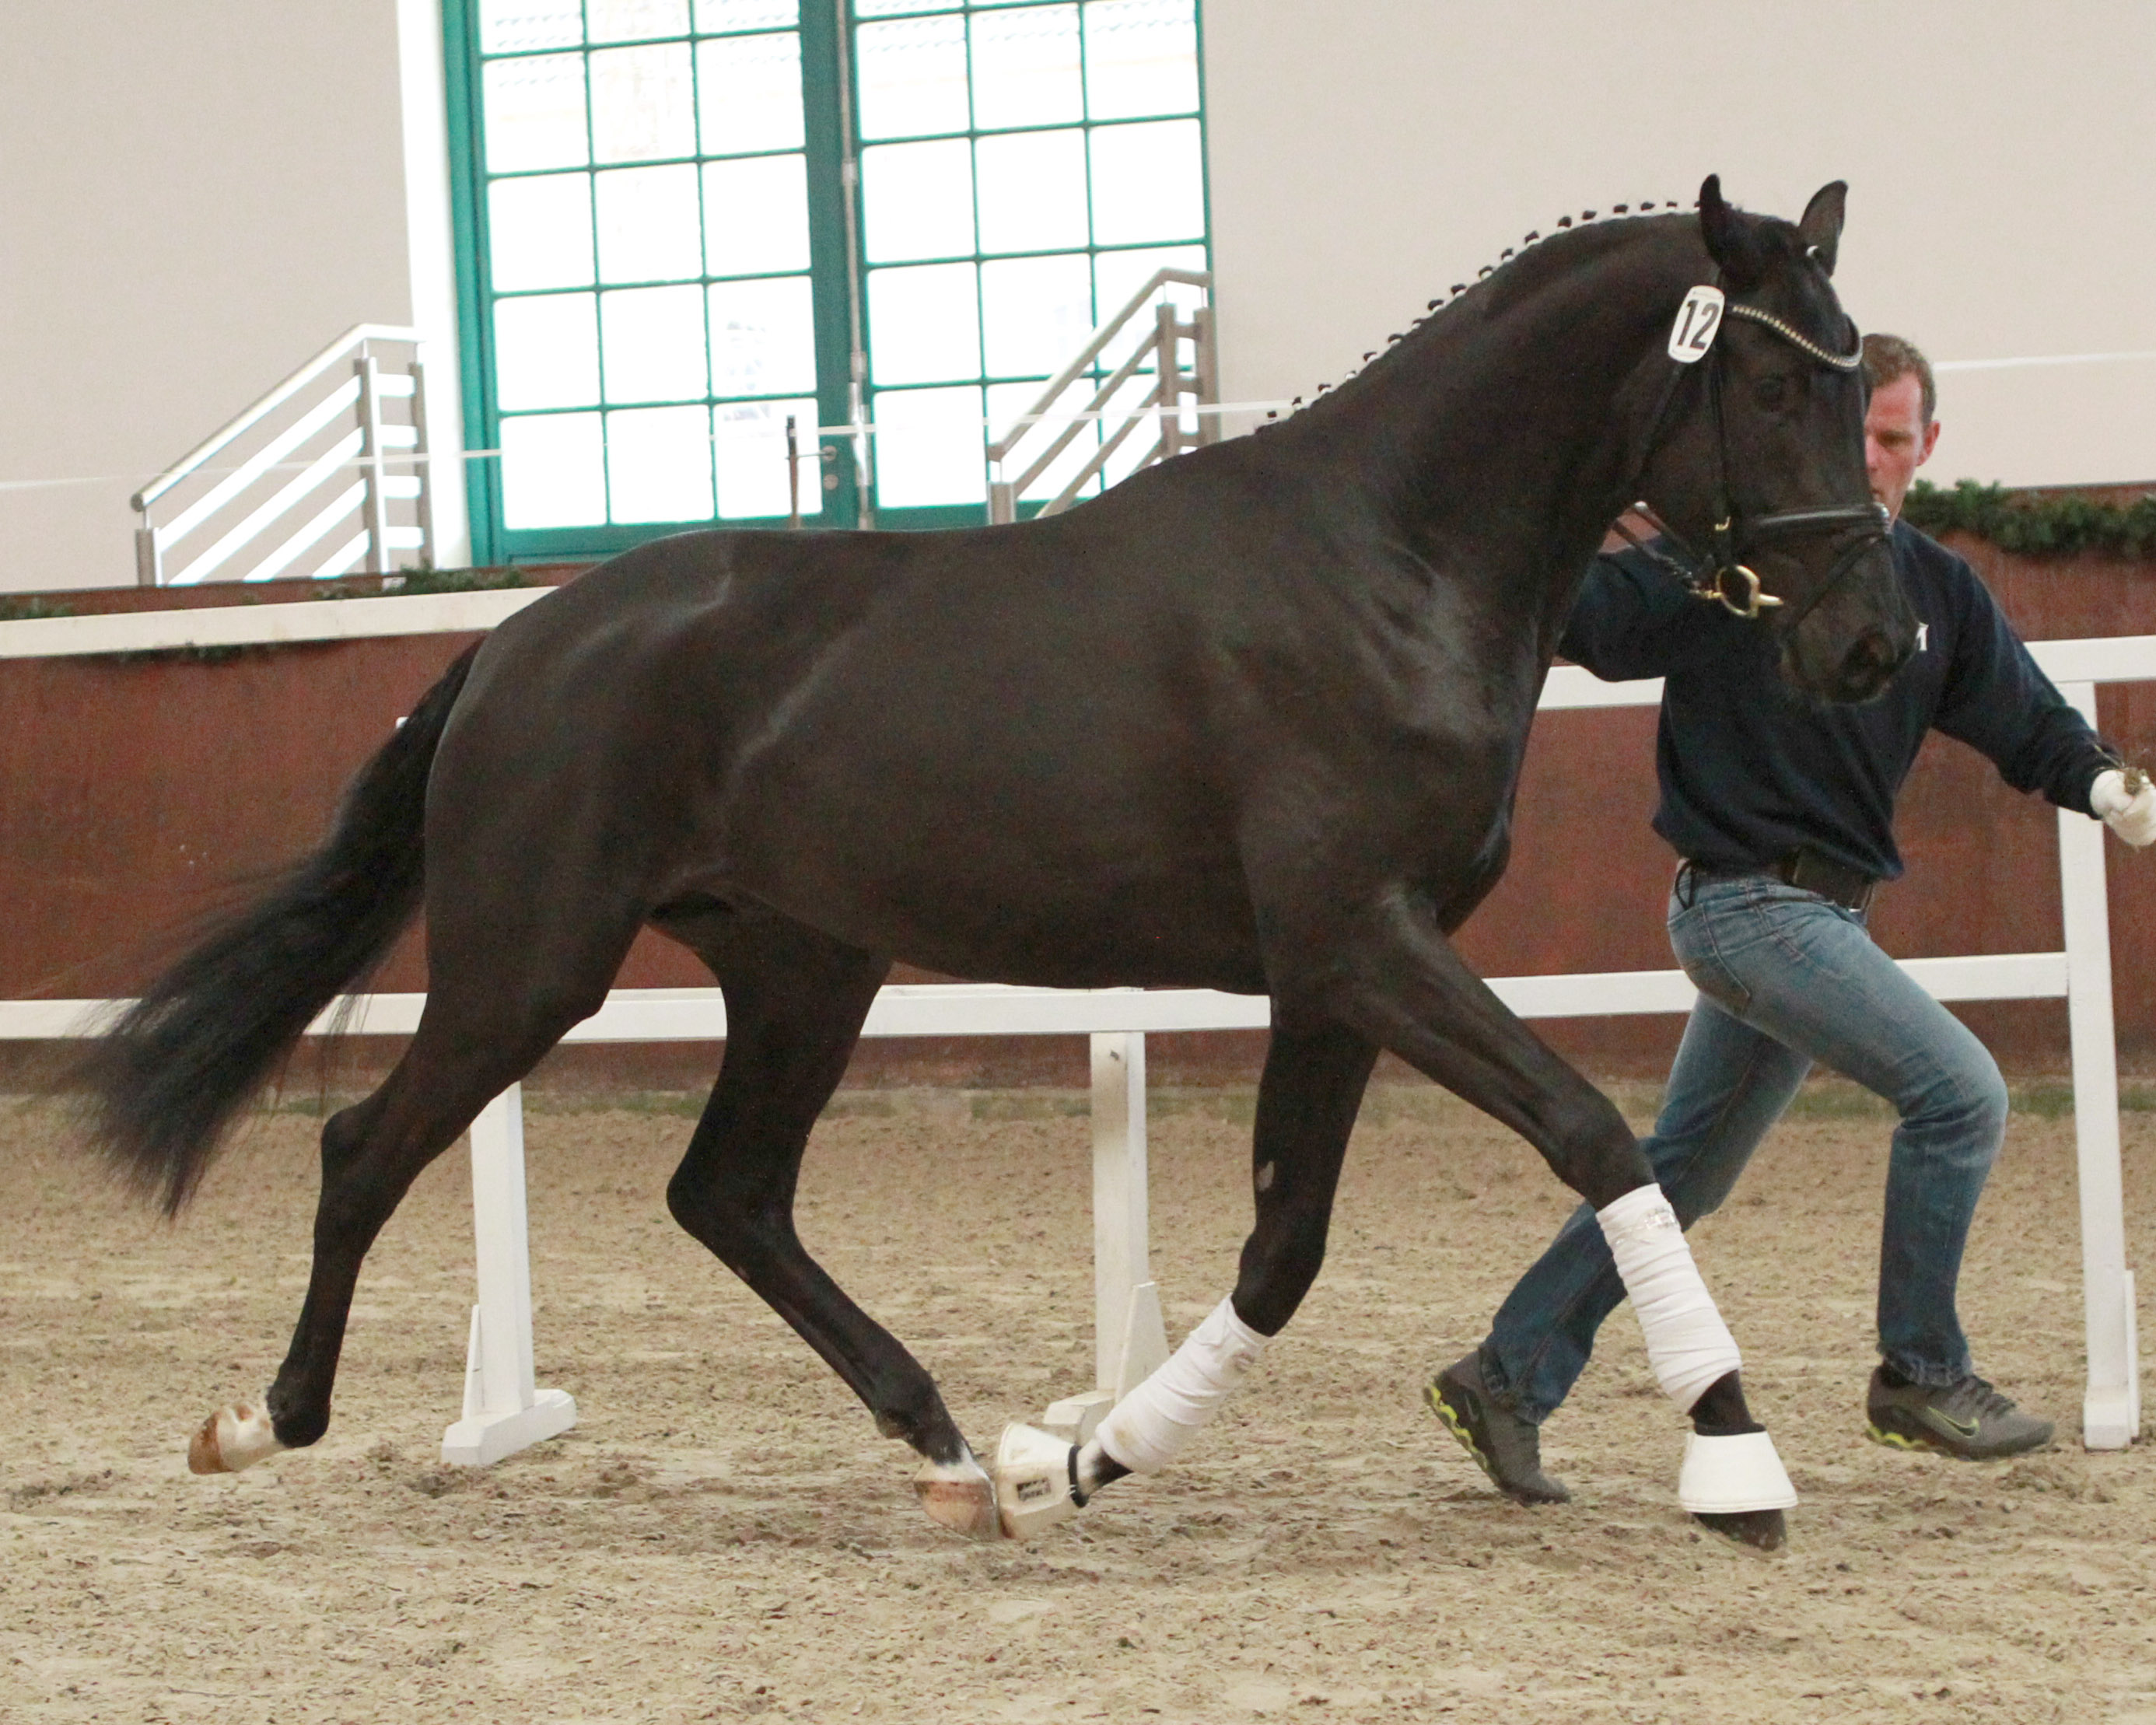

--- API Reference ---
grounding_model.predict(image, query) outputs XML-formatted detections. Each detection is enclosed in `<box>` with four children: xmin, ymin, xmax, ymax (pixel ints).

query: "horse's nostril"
<box><xmin>1840</xmin><ymin>628</ymin><xmax>1909</xmax><ymax>696</ymax></box>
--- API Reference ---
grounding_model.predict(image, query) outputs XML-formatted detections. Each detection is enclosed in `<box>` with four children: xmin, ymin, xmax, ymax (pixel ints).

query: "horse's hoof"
<box><xmin>1692</xmin><ymin>1507</ymin><xmax>1787</xmax><ymax>1551</ymax></box>
<box><xmin>187</xmin><ymin>1402</ymin><xmax>285</xmax><ymax>1475</ymax></box>
<box><xmin>913</xmin><ymin>1450</ymin><xmax>1001</xmax><ymax>1540</ymax></box>
<box><xmin>993</xmin><ymin>1423</ymin><xmax>1081</xmax><ymax>1541</ymax></box>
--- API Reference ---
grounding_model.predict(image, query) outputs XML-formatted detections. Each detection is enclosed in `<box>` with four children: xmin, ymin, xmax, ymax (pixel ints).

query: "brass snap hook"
<box><xmin>1712</xmin><ymin>563</ymin><xmax>1782</xmax><ymax>620</ymax></box>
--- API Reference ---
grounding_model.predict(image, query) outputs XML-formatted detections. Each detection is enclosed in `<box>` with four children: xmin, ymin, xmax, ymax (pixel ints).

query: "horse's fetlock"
<box><xmin>267</xmin><ymin>1391</ymin><xmax>329</xmax><ymax>1450</ymax></box>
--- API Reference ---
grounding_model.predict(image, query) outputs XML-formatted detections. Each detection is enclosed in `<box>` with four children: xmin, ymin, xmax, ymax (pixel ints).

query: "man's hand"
<box><xmin>2091</xmin><ymin>767</ymin><xmax>2156</xmax><ymax>846</ymax></box>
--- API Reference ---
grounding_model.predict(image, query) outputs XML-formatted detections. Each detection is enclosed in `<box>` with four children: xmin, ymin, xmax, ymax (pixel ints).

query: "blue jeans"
<box><xmin>1479</xmin><ymin>869</ymin><xmax>2009</xmax><ymax>1423</ymax></box>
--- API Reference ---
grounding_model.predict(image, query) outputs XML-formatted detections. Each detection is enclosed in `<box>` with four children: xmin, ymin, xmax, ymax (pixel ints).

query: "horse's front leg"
<box><xmin>1315</xmin><ymin>888</ymin><xmax>1794</xmax><ymax>1548</ymax></box>
<box><xmin>992</xmin><ymin>1022</ymin><xmax>1378</xmax><ymax>1536</ymax></box>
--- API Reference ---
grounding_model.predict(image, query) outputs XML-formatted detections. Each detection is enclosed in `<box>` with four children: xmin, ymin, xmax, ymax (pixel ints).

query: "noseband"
<box><xmin>1616</xmin><ymin>294</ymin><xmax>1890</xmax><ymax>624</ymax></box>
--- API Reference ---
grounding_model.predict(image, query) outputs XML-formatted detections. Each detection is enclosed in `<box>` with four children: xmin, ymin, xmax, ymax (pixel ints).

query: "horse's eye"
<box><xmin>1755</xmin><ymin>375</ymin><xmax>1790</xmax><ymax>411</ymax></box>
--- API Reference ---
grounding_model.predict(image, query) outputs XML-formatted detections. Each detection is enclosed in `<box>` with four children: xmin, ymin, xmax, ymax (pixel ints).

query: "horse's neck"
<box><xmin>1304</xmin><ymin>226</ymin><xmax>1692</xmax><ymax>625</ymax></box>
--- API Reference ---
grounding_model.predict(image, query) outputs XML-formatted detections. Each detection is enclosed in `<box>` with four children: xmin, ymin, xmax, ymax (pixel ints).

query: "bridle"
<box><xmin>1615</xmin><ymin>291</ymin><xmax>1891</xmax><ymax>624</ymax></box>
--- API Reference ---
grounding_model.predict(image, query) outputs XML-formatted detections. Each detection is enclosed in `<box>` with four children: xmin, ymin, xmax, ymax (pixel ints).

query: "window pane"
<box><xmin>500</xmin><ymin>412</ymin><xmax>607</xmax><ymax>526</ymax></box>
<box><xmin>703</xmin><ymin>154</ymin><xmax>810</xmax><ymax>275</ymax></box>
<box><xmin>855</xmin><ymin>15</ymin><xmax>969</xmax><ymax>140</ymax></box>
<box><xmin>586</xmin><ymin>0</ymin><xmax>688</xmax><ymax>44</ymax></box>
<box><xmin>483</xmin><ymin>54</ymin><xmax>589</xmax><ymax>173</ymax></box>
<box><xmin>697</xmin><ymin>33</ymin><xmax>805</xmax><ymax>155</ymax></box>
<box><xmin>1088</xmin><ymin>119</ymin><xmax>1202</xmax><ymax>244</ymax></box>
<box><xmin>873</xmin><ymin>385</ymin><xmax>986</xmax><ymax>507</ymax></box>
<box><xmin>1083</xmin><ymin>0</ymin><xmax>1198</xmax><ymax>119</ymax></box>
<box><xmin>600</xmin><ymin>284</ymin><xmax>710</xmax><ymax>401</ymax></box>
<box><xmin>970</xmin><ymin>5</ymin><xmax>1080</xmax><ymax>130</ymax></box>
<box><xmin>695</xmin><ymin>0</ymin><xmax>796</xmax><ymax>29</ymax></box>
<box><xmin>716</xmin><ymin>397</ymin><xmax>821</xmax><ymax>518</ymax></box>
<box><xmin>480</xmin><ymin>0</ymin><xmax>582</xmax><ymax>54</ymax></box>
<box><xmin>488</xmin><ymin>173</ymin><xmax>594</xmax><ymax>291</ymax></box>
<box><xmin>853</xmin><ymin>0</ymin><xmax>943</xmax><ymax>14</ymax></box>
<box><xmin>867</xmin><ymin>263</ymin><xmax>979</xmax><ymax>385</ymax></box>
<box><xmin>708</xmin><ymin>277</ymin><xmax>819</xmax><ymax>397</ymax></box>
<box><xmin>859</xmin><ymin>138</ymin><xmax>974</xmax><ymax>263</ymax></box>
<box><xmin>590</xmin><ymin>43</ymin><xmax>695</xmax><ymax>162</ymax></box>
<box><xmin>606</xmin><ymin>405</ymin><xmax>715</xmax><ymax>521</ymax></box>
<box><xmin>975</xmin><ymin>129</ymin><xmax>1087</xmax><ymax>255</ymax></box>
<box><xmin>495</xmin><ymin>292</ymin><xmax>600</xmax><ymax>408</ymax></box>
<box><xmin>593</xmin><ymin>164</ymin><xmax>703</xmax><ymax>282</ymax></box>
<box><xmin>980</xmin><ymin>253</ymin><xmax>1094</xmax><ymax>377</ymax></box>
<box><xmin>988</xmin><ymin>376</ymin><xmax>1101</xmax><ymax>502</ymax></box>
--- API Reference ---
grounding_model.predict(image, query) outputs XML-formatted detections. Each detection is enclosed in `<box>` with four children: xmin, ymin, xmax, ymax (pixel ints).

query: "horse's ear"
<box><xmin>1797</xmin><ymin>180</ymin><xmax>1847</xmax><ymax>277</ymax></box>
<box><xmin>1696</xmin><ymin>173</ymin><xmax>1766</xmax><ymax>289</ymax></box>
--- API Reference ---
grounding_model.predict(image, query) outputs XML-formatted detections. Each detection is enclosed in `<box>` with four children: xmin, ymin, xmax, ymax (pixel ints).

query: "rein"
<box><xmin>1615</xmin><ymin>292</ymin><xmax>1889</xmax><ymax>624</ymax></box>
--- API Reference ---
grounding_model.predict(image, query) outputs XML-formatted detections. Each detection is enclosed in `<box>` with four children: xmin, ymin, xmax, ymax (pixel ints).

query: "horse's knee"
<box><xmin>1540</xmin><ymin>1092</ymin><xmax>1651</xmax><ymax>1209</ymax></box>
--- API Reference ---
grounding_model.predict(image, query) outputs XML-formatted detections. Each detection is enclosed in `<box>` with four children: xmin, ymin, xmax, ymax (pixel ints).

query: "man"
<box><xmin>1430</xmin><ymin>334</ymin><xmax>2156</xmax><ymax>1503</ymax></box>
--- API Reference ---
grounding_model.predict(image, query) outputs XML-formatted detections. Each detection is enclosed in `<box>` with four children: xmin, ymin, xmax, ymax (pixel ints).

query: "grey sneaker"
<box><xmin>1426</xmin><ymin>1351</ymin><xmax>1570</xmax><ymax>1504</ymax></box>
<box><xmin>1865</xmin><ymin>1367</ymin><xmax>2054</xmax><ymax>1460</ymax></box>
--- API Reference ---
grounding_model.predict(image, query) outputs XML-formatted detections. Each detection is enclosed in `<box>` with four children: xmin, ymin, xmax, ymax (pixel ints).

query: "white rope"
<box><xmin>13</xmin><ymin>351</ymin><xmax>2156</xmax><ymax>497</ymax></box>
<box><xmin>0</xmin><ymin>399</ymin><xmax>1303</xmax><ymax>498</ymax></box>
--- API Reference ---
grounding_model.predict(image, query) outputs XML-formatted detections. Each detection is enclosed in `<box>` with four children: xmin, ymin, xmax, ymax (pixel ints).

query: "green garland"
<box><xmin>369</xmin><ymin>566</ymin><xmax>530</xmax><ymax>596</ymax></box>
<box><xmin>1902</xmin><ymin>479</ymin><xmax>2156</xmax><ymax>558</ymax></box>
<box><xmin>0</xmin><ymin>597</ymin><xmax>77</xmax><ymax>622</ymax></box>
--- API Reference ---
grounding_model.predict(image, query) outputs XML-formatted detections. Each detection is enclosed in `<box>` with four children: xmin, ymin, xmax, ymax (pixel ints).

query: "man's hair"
<box><xmin>1862</xmin><ymin>333</ymin><xmax>1936</xmax><ymax>427</ymax></box>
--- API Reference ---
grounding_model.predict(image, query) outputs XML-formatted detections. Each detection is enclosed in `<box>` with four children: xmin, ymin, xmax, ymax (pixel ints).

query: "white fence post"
<box><xmin>1043</xmin><ymin>1031</ymin><xmax>1170</xmax><ymax>1440</ymax></box>
<box><xmin>2058</xmin><ymin>682</ymin><xmax>2141</xmax><ymax>1447</ymax></box>
<box><xmin>440</xmin><ymin>1083</ymin><xmax>577</xmax><ymax>1464</ymax></box>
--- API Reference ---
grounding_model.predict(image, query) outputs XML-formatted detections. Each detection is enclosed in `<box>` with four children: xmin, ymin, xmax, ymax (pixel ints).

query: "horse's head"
<box><xmin>1630</xmin><ymin>177</ymin><xmax>1917</xmax><ymax>703</ymax></box>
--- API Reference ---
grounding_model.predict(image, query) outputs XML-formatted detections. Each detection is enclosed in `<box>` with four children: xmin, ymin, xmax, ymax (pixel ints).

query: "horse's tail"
<box><xmin>75</xmin><ymin>640</ymin><xmax>485</xmax><ymax>1215</ymax></box>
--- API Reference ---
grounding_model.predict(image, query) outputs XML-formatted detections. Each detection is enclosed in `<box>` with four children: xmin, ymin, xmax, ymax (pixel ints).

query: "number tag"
<box><xmin>1668</xmin><ymin>285</ymin><xmax>1725</xmax><ymax>363</ymax></box>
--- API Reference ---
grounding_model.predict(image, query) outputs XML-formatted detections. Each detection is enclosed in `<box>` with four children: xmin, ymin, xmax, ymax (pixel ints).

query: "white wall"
<box><xmin>1202</xmin><ymin>0</ymin><xmax>2156</xmax><ymax>489</ymax></box>
<box><xmin>0</xmin><ymin>2</ymin><xmax>420</xmax><ymax>592</ymax></box>
<box><xmin>4</xmin><ymin>2</ymin><xmax>2148</xmax><ymax>593</ymax></box>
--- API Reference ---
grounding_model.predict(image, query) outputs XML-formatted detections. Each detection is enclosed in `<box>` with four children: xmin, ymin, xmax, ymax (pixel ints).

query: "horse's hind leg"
<box><xmin>653</xmin><ymin>908</ymin><xmax>1000</xmax><ymax>1535</ymax></box>
<box><xmin>189</xmin><ymin>918</ymin><xmax>639</xmax><ymax>1475</ymax></box>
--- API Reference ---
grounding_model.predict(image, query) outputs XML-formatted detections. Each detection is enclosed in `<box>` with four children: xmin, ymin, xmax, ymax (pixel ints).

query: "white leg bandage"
<box><xmin>1094</xmin><ymin>1296</ymin><xmax>1269</xmax><ymax>1475</ymax></box>
<box><xmin>1598</xmin><ymin>1184</ymin><xmax>1741</xmax><ymax>1413</ymax></box>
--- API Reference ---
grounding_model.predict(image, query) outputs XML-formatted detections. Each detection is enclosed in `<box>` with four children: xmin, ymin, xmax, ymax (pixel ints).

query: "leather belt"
<box><xmin>1682</xmin><ymin>849</ymin><xmax>1878</xmax><ymax>914</ymax></box>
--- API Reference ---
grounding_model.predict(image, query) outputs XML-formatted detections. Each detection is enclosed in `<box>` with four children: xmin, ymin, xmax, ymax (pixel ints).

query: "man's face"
<box><xmin>1864</xmin><ymin>372</ymin><xmax>1941</xmax><ymax>520</ymax></box>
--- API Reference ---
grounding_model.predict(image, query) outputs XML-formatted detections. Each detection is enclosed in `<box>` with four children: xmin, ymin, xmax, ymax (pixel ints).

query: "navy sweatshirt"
<box><xmin>1557</xmin><ymin>520</ymin><xmax>2115</xmax><ymax>881</ymax></box>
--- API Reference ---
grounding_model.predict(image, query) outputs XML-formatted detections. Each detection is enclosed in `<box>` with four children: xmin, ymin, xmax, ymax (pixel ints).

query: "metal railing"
<box><xmin>985</xmin><ymin>268</ymin><xmax>1217</xmax><ymax>526</ymax></box>
<box><xmin>131</xmin><ymin>325</ymin><xmax>436</xmax><ymax>587</ymax></box>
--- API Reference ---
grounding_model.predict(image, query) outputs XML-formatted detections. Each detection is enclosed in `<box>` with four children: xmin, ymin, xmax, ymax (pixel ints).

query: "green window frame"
<box><xmin>444</xmin><ymin>0</ymin><xmax>1209</xmax><ymax>562</ymax></box>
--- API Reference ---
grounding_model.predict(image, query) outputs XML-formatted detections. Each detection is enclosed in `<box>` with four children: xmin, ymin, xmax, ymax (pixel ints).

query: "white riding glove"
<box><xmin>2091</xmin><ymin>768</ymin><xmax>2156</xmax><ymax>847</ymax></box>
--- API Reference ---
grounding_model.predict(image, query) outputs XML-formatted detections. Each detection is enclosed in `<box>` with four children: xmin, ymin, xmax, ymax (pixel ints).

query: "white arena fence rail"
<box><xmin>1</xmin><ymin>597</ymin><xmax>2146</xmax><ymax>1457</ymax></box>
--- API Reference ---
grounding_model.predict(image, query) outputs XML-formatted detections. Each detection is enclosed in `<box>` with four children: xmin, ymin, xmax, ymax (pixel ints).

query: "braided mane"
<box><xmin>1260</xmin><ymin>197</ymin><xmax>1693</xmax><ymax>425</ymax></box>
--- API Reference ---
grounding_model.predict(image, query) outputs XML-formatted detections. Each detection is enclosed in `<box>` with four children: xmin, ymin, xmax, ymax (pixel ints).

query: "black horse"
<box><xmin>81</xmin><ymin>177</ymin><xmax>1911</xmax><ymax>1549</ymax></box>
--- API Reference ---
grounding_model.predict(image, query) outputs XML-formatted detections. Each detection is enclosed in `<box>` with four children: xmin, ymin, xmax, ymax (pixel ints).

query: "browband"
<box><xmin>1725</xmin><ymin>303</ymin><xmax>1864</xmax><ymax>371</ymax></box>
